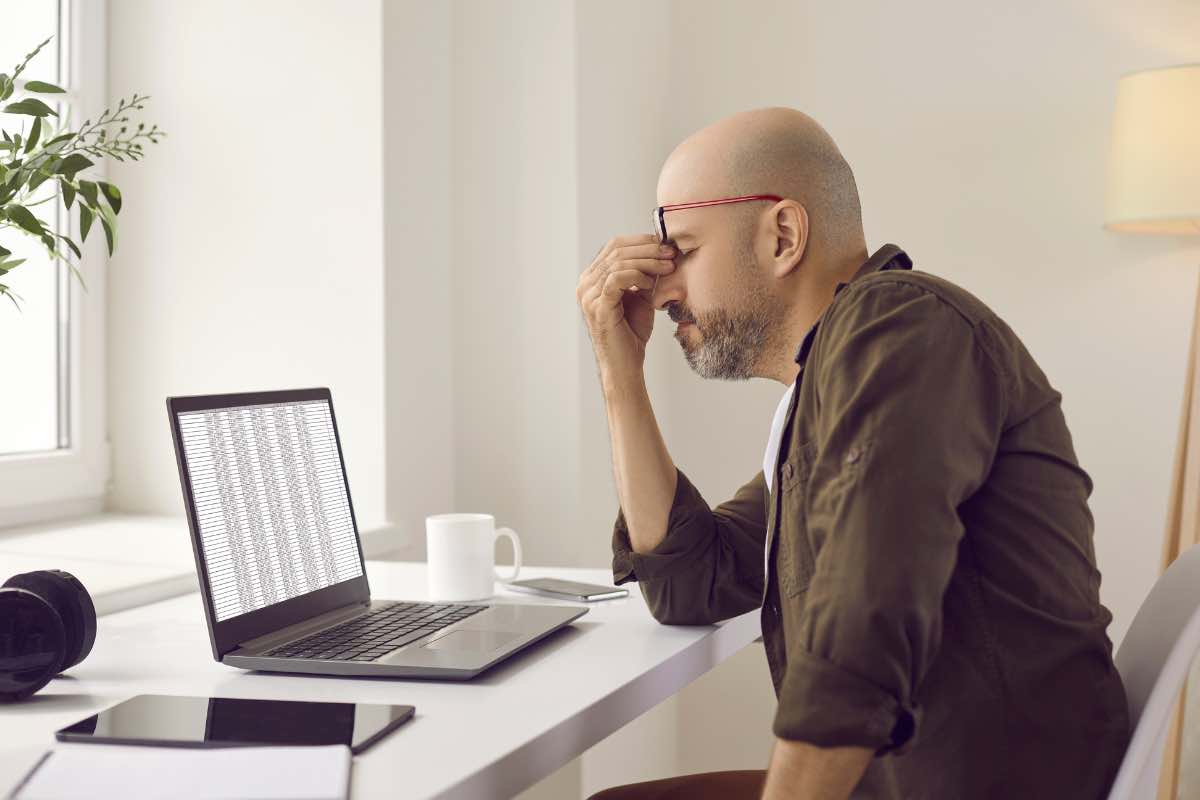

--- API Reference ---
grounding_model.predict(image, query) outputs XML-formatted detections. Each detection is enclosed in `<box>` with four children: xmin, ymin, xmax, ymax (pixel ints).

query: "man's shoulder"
<box><xmin>839</xmin><ymin>269</ymin><xmax>996</xmax><ymax>330</ymax></box>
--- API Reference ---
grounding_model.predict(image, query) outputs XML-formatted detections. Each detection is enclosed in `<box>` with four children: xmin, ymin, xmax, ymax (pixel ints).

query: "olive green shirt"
<box><xmin>611</xmin><ymin>244</ymin><xmax>1130</xmax><ymax>799</ymax></box>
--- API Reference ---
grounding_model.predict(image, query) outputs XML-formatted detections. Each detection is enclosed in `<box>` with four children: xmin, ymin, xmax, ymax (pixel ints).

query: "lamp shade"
<box><xmin>1104</xmin><ymin>64</ymin><xmax>1200</xmax><ymax>235</ymax></box>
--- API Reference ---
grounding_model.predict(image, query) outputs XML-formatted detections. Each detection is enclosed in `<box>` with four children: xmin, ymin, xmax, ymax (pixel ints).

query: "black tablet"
<box><xmin>56</xmin><ymin>694</ymin><xmax>415</xmax><ymax>755</ymax></box>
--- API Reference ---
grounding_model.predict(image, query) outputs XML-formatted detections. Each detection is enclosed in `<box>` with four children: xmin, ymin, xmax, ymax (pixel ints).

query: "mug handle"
<box><xmin>494</xmin><ymin>527</ymin><xmax>522</xmax><ymax>583</ymax></box>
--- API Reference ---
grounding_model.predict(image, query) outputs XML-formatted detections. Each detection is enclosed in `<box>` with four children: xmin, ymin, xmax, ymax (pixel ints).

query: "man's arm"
<box><xmin>761</xmin><ymin>739</ymin><xmax>872</xmax><ymax>800</ymax></box>
<box><xmin>601</xmin><ymin>366</ymin><xmax>678</xmax><ymax>555</ymax></box>
<box><xmin>611</xmin><ymin>467</ymin><xmax>768</xmax><ymax>624</ymax></box>
<box><xmin>577</xmin><ymin>235</ymin><xmax>768</xmax><ymax>624</ymax></box>
<box><xmin>576</xmin><ymin>234</ymin><xmax>680</xmax><ymax>553</ymax></box>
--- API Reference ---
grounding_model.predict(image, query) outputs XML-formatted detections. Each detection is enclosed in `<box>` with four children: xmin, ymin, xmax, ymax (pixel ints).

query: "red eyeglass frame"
<box><xmin>651</xmin><ymin>194</ymin><xmax>784</xmax><ymax>244</ymax></box>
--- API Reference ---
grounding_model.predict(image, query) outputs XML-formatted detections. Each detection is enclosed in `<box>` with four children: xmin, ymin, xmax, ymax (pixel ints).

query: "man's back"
<box><xmin>843</xmin><ymin>268</ymin><xmax>1129</xmax><ymax>797</ymax></box>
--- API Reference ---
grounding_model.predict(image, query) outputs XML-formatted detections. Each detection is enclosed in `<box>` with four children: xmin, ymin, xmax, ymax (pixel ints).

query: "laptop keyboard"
<box><xmin>264</xmin><ymin>601</ymin><xmax>488</xmax><ymax>662</ymax></box>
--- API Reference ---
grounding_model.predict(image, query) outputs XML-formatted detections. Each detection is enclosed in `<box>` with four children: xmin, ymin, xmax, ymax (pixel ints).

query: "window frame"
<box><xmin>0</xmin><ymin>0</ymin><xmax>110</xmax><ymax>529</ymax></box>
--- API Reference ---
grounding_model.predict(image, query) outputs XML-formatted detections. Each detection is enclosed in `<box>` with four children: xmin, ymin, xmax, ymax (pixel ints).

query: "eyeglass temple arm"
<box><xmin>659</xmin><ymin>194</ymin><xmax>784</xmax><ymax>213</ymax></box>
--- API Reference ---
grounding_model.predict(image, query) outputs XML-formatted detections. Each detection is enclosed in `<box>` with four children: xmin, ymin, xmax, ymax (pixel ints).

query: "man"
<box><xmin>575</xmin><ymin>107</ymin><xmax>1130</xmax><ymax>799</ymax></box>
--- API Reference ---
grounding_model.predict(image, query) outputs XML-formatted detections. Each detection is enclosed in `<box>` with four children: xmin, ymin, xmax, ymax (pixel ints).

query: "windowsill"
<box><xmin>0</xmin><ymin>513</ymin><xmax>403</xmax><ymax>616</ymax></box>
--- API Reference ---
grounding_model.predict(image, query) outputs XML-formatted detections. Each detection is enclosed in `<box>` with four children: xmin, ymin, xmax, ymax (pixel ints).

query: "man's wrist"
<box><xmin>761</xmin><ymin>738</ymin><xmax>872</xmax><ymax>800</ymax></box>
<box><xmin>599</xmin><ymin>362</ymin><xmax>648</xmax><ymax>407</ymax></box>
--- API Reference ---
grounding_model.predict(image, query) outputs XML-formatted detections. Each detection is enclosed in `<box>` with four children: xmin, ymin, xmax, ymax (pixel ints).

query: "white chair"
<box><xmin>1108</xmin><ymin>544</ymin><xmax>1200</xmax><ymax>799</ymax></box>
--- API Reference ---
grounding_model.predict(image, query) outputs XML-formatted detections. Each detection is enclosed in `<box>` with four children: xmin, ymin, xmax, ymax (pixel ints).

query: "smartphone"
<box><xmin>506</xmin><ymin>577</ymin><xmax>628</xmax><ymax>602</ymax></box>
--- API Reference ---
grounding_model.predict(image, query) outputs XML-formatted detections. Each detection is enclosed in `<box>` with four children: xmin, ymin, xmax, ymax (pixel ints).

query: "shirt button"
<box><xmin>782</xmin><ymin>463</ymin><xmax>794</xmax><ymax>481</ymax></box>
<box><xmin>846</xmin><ymin>447</ymin><xmax>861</xmax><ymax>465</ymax></box>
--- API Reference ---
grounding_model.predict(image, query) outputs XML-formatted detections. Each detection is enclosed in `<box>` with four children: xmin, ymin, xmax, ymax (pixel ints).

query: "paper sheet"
<box><xmin>11</xmin><ymin>743</ymin><xmax>351</xmax><ymax>800</ymax></box>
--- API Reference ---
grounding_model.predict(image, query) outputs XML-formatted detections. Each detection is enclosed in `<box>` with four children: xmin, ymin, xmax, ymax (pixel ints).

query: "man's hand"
<box><xmin>576</xmin><ymin>234</ymin><xmax>679</xmax><ymax>555</ymax></box>
<box><xmin>576</xmin><ymin>234</ymin><xmax>676</xmax><ymax>377</ymax></box>
<box><xmin>761</xmin><ymin>738</ymin><xmax>872</xmax><ymax>800</ymax></box>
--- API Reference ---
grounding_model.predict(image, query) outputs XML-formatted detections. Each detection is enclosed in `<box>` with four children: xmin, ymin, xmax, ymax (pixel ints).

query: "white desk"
<box><xmin>1</xmin><ymin>561</ymin><xmax>760</xmax><ymax>799</ymax></box>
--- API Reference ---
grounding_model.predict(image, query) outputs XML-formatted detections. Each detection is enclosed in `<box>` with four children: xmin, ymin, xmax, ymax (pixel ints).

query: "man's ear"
<box><xmin>770</xmin><ymin>201</ymin><xmax>808</xmax><ymax>279</ymax></box>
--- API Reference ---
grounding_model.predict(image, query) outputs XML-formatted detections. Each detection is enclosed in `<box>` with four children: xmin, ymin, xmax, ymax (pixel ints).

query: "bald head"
<box><xmin>649</xmin><ymin>108</ymin><xmax>870</xmax><ymax>384</ymax></box>
<box><xmin>658</xmin><ymin>107</ymin><xmax>864</xmax><ymax>258</ymax></box>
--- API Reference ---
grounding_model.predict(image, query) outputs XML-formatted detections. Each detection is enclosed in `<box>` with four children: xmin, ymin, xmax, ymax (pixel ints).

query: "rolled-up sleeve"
<box><xmin>613</xmin><ymin>467</ymin><xmax>767</xmax><ymax>625</ymax></box>
<box><xmin>773</xmin><ymin>281</ymin><xmax>1006</xmax><ymax>753</ymax></box>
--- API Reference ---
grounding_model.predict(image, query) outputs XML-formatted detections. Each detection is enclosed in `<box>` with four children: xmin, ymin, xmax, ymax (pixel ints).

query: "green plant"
<box><xmin>0</xmin><ymin>36</ymin><xmax>163</xmax><ymax>308</ymax></box>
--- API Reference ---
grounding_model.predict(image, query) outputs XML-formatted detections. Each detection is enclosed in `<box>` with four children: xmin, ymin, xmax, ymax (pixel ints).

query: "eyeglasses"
<box><xmin>651</xmin><ymin>193</ymin><xmax>784</xmax><ymax>244</ymax></box>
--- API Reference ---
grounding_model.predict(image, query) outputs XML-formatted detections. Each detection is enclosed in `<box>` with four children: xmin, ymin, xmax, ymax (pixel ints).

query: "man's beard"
<box><xmin>668</xmin><ymin>257</ymin><xmax>785</xmax><ymax>381</ymax></box>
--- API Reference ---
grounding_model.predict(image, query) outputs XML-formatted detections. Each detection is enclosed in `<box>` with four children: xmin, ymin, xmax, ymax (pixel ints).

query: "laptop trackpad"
<box><xmin>422</xmin><ymin>630</ymin><xmax>520</xmax><ymax>653</ymax></box>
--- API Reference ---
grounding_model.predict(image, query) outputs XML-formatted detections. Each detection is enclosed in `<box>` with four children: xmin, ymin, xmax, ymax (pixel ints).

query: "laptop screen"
<box><xmin>175</xmin><ymin>397</ymin><xmax>365</xmax><ymax>622</ymax></box>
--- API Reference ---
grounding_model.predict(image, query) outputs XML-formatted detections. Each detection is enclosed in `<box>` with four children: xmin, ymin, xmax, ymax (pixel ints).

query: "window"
<box><xmin>0</xmin><ymin>0</ymin><xmax>109</xmax><ymax>527</ymax></box>
<box><xmin>0</xmin><ymin>2</ymin><xmax>66</xmax><ymax>454</ymax></box>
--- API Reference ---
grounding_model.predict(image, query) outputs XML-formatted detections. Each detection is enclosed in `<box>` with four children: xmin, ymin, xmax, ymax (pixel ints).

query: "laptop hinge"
<box><xmin>229</xmin><ymin>601</ymin><xmax>370</xmax><ymax>656</ymax></box>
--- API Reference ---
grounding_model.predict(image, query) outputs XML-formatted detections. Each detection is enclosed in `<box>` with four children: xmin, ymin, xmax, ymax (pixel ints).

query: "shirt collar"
<box><xmin>792</xmin><ymin>244</ymin><xmax>912</xmax><ymax>368</ymax></box>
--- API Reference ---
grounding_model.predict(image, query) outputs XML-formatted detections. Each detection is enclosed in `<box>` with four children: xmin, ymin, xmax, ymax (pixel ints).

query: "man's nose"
<box><xmin>653</xmin><ymin>264</ymin><xmax>684</xmax><ymax>311</ymax></box>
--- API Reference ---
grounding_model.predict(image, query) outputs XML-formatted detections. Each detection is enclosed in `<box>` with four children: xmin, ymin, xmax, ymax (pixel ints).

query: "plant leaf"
<box><xmin>0</xmin><ymin>75</ymin><xmax>11</xmax><ymax>102</ymax></box>
<box><xmin>23</xmin><ymin>80</ymin><xmax>66</xmax><ymax>94</ymax></box>
<box><xmin>99</xmin><ymin>205</ymin><xmax>117</xmax><ymax>255</ymax></box>
<box><xmin>98</xmin><ymin>181</ymin><xmax>122</xmax><ymax>214</ymax></box>
<box><xmin>23</xmin><ymin>116</ymin><xmax>41</xmax><ymax>152</ymax></box>
<box><xmin>27</xmin><ymin>170</ymin><xmax>49</xmax><ymax>192</ymax></box>
<box><xmin>45</xmin><ymin>132</ymin><xmax>74</xmax><ymax>147</ymax></box>
<box><xmin>56</xmin><ymin>233</ymin><xmax>81</xmax><ymax>259</ymax></box>
<box><xmin>0</xmin><ymin>257</ymin><xmax>26</xmax><ymax>273</ymax></box>
<box><xmin>3</xmin><ymin>98</ymin><xmax>57</xmax><ymax>117</ymax></box>
<box><xmin>5</xmin><ymin>203</ymin><xmax>45</xmax><ymax>235</ymax></box>
<box><xmin>79</xmin><ymin>203</ymin><xmax>94</xmax><ymax>242</ymax></box>
<box><xmin>77</xmin><ymin>179</ymin><xmax>99</xmax><ymax>208</ymax></box>
<box><xmin>55</xmin><ymin>153</ymin><xmax>92</xmax><ymax>179</ymax></box>
<box><xmin>0</xmin><ymin>244</ymin><xmax>9</xmax><ymax>257</ymax></box>
<box><xmin>42</xmin><ymin>138</ymin><xmax>70</xmax><ymax>155</ymax></box>
<box><xmin>60</xmin><ymin>179</ymin><xmax>75</xmax><ymax>209</ymax></box>
<box><xmin>66</xmin><ymin>259</ymin><xmax>87</xmax><ymax>291</ymax></box>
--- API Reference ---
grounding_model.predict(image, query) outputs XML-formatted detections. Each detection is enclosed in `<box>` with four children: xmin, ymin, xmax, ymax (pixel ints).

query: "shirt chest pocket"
<box><xmin>776</xmin><ymin>440</ymin><xmax>817</xmax><ymax>599</ymax></box>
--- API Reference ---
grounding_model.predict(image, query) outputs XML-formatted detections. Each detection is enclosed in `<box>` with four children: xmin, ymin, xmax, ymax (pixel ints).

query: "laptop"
<box><xmin>166</xmin><ymin>387</ymin><xmax>587</xmax><ymax>679</ymax></box>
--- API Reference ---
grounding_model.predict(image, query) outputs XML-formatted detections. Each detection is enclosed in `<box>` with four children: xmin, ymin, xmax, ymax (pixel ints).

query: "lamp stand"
<box><xmin>1158</xmin><ymin>272</ymin><xmax>1200</xmax><ymax>799</ymax></box>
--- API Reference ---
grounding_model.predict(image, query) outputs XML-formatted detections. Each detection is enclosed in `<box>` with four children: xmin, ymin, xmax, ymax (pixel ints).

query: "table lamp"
<box><xmin>1104</xmin><ymin>62</ymin><xmax>1200</xmax><ymax>800</ymax></box>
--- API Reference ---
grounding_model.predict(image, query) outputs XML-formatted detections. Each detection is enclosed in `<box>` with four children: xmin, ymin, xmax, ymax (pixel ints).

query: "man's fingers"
<box><xmin>580</xmin><ymin>276</ymin><xmax>604</xmax><ymax>309</ymax></box>
<box><xmin>578</xmin><ymin>256</ymin><xmax>672</xmax><ymax>304</ymax></box>
<box><xmin>604</xmin><ymin>233</ymin><xmax>660</xmax><ymax>252</ymax></box>
<box><xmin>599</xmin><ymin>268</ymin><xmax>656</xmax><ymax>301</ymax></box>
<box><xmin>590</xmin><ymin>234</ymin><xmax>661</xmax><ymax>268</ymax></box>
<box><xmin>579</xmin><ymin>234</ymin><xmax>672</xmax><ymax>324</ymax></box>
<box><xmin>577</xmin><ymin>257</ymin><xmax>610</xmax><ymax>299</ymax></box>
<box><xmin>610</xmin><ymin>242</ymin><xmax>676</xmax><ymax>263</ymax></box>
<box><xmin>611</xmin><ymin>257</ymin><xmax>675</xmax><ymax>276</ymax></box>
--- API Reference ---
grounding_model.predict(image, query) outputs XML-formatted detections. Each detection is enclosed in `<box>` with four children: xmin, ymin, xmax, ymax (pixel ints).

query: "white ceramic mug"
<box><xmin>425</xmin><ymin>513</ymin><xmax>523</xmax><ymax>601</ymax></box>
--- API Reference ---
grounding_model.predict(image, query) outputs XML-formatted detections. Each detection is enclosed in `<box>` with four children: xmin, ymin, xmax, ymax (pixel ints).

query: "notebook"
<box><xmin>9</xmin><ymin>743</ymin><xmax>351</xmax><ymax>800</ymax></box>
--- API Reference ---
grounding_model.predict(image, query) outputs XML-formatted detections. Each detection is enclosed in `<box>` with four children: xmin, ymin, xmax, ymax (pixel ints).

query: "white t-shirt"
<box><xmin>763</xmin><ymin>382</ymin><xmax>796</xmax><ymax>495</ymax></box>
<box><xmin>762</xmin><ymin>382</ymin><xmax>795</xmax><ymax>578</ymax></box>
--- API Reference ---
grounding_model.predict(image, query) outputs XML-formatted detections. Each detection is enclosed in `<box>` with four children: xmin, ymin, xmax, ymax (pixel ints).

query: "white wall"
<box><xmin>382</xmin><ymin>0</ymin><xmax>455</xmax><ymax>551</ymax></box>
<box><xmin>573</xmin><ymin>0</ymin><xmax>678</xmax><ymax>568</ymax></box>
<box><xmin>451</xmin><ymin>0</ymin><xmax>583</xmax><ymax>567</ymax></box>
<box><xmin>106</xmin><ymin>0</ymin><xmax>388</xmax><ymax>530</ymax></box>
